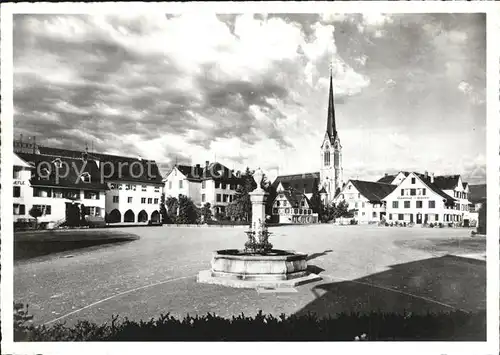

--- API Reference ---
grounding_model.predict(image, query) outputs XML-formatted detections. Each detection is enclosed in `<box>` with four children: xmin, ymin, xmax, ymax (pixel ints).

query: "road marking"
<box><xmin>44</xmin><ymin>275</ymin><xmax>195</xmax><ymax>325</ymax></box>
<box><xmin>321</xmin><ymin>274</ymin><xmax>471</xmax><ymax>314</ymax></box>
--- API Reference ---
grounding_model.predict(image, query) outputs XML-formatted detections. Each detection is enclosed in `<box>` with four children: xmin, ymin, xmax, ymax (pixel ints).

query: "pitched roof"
<box><xmin>277</xmin><ymin>187</ymin><xmax>310</xmax><ymax>208</ymax></box>
<box><xmin>349</xmin><ymin>180</ymin><xmax>397</xmax><ymax>203</ymax></box>
<box><xmin>412</xmin><ymin>174</ymin><xmax>456</xmax><ymax>204</ymax></box>
<box><xmin>36</xmin><ymin>146</ymin><xmax>163</xmax><ymax>185</ymax></box>
<box><xmin>469</xmin><ymin>184</ymin><xmax>486</xmax><ymax>203</ymax></box>
<box><xmin>431</xmin><ymin>175</ymin><xmax>460</xmax><ymax>190</ymax></box>
<box><xmin>272</xmin><ymin>172</ymin><xmax>320</xmax><ymax>194</ymax></box>
<box><xmin>16</xmin><ymin>152</ymin><xmax>108</xmax><ymax>191</ymax></box>
<box><xmin>377</xmin><ymin>171</ymin><xmax>411</xmax><ymax>184</ymax></box>
<box><xmin>173</xmin><ymin>162</ymin><xmax>242</xmax><ymax>182</ymax></box>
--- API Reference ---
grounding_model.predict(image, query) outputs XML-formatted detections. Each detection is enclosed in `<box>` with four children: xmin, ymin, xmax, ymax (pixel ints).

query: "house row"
<box><xmin>13</xmin><ymin>143</ymin><xmax>163</xmax><ymax>226</ymax></box>
<box><xmin>332</xmin><ymin>171</ymin><xmax>480</xmax><ymax>226</ymax></box>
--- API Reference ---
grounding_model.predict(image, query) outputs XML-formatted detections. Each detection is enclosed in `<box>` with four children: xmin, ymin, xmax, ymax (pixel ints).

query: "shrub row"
<box><xmin>14</xmin><ymin>303</ymin><xmax>485</xmax><ymax>341</ymax></box>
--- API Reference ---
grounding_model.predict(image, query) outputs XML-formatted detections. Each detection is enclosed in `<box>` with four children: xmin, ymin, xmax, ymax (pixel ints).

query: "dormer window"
<box><xmin>52</xmin><ymin>158</ymin><xmax>63</xmax><ymax>169</ymax></box>
<box><xmin>40</xmin><ymin>168</ymin><xmax>50</xmax><ymax>178</ymax></box>
<box><xmin>80</xmin><ymin>172</ymin><xmax>91</xmax><ymax>183</ymax></box>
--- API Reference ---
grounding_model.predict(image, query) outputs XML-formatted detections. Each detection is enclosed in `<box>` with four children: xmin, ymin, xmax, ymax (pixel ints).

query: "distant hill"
<box><xmin>468</xmin><ymin>184</ymin><xmax>486</xmax><ymax>203</ymax></box>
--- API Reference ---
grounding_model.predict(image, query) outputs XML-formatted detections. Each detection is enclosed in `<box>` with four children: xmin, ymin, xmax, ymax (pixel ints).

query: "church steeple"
<box><xmin>326</xmin><ymin>66</ymin><xmax>337</xmax><ymax>142</ymax></box>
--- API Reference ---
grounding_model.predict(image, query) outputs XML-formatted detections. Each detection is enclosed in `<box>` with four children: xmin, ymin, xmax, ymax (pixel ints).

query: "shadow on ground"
<box><xmin>307</xmin><ymin>249</ymin><xmax>333</xmax><ymax>261</ymax></box>
<box><xmin>295</xmin><ymin>255</ymin><xmax>486</xmax><ymax>340</ymax></box>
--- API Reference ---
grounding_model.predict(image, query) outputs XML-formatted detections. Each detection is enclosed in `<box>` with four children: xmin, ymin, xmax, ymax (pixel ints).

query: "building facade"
<box><xmin>163</xmin><ymin>161</ymin><xmax>243</xmax><ymax>216</ymax></box>
<box><xmin>14</xmin><ymin>152</ymin><xmax>107</xmax><ymax>226</ymax></box>
<box><xmin>271</xmin><ymin>183</ymin><xmax>318</xmax><ymax>224</ymax></box>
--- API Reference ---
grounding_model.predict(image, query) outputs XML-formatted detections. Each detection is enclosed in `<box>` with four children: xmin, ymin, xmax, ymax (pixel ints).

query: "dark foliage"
<box><xmin>14</xmin><ymin>303</ymin><xmax>485</xmax><ymax>341</ymax></box>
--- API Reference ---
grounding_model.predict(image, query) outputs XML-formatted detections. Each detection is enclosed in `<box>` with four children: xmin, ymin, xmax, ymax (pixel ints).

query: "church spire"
<box><xmin>326</xmin><ymin>64</ymin><xmax>337</xmax><ymax>142</ymax></box>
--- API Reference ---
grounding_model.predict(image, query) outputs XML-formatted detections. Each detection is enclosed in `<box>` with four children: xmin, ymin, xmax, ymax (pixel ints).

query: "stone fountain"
<box><xmin>197</xmin><ymin>168</ymin><xmax>321</xmax><ymax>288</ymax></box>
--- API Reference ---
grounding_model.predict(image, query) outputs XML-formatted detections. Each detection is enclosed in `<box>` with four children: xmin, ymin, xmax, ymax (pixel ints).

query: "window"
<box><xmin>416</xmin><ymin>201</ymin><xmax>423</xmax><ymax>208</ymax></box>
<box><xmin>223</xmin><ymin>194</ymin><xmax>228</xmax><ymax>203</ymax></box>
<box><xmin>148</xmin><ymin>198</ymin><xmax>153</xmax><ymax>204</ymax></box>
<box><xmin>411</xmin><ymin>177</ymin><xmax>416</xmax><ymax>184</ymax></box>
<box><xmin>84</xmin><ymin>191</ymin><xmax>100</xmax><ymax>200</ymax></box>
<box><xmin>142</xmin><ymin>185</ymin><xmax>147</xmax><ymax>192</ymax></box>
<box><xmin>429</xmin><ymin>201</ymin><xmax>436</xmax><ymax>208</ymax></box>
<box><xmin>113</xmin><ymin>196</ymin><xmax>119</xmax><ymax>203</ymax></box>
<box><xmin>324</xmin><ymin>151</ymin><xmax>330</xmax><ymax>166</ymax></box>
<box><xmin>389</xmin><ymin>213</ymin><xmax>392</xmax><ymax>220</ymax></box>
<box><xmin>154</xmin><ymin>186</ymin><xmax>160</xmax><ymax>193</ymax></box>
<box><xmin>392</xmin><ymin>201</ymin><xmax>398</xmax><ymax>208</ymax></box>
<box><xmin>125</xmin><ymin>184</ymin><xmax>132</xmax><ymax>191</ymax></box>
<box><xmin>276</xmin><ymin>201</ymin><xmax>281</xmax><ymax>207</ymax></box>
<box><xmin>46</xmin><ymin>205</ymin><xmax>51</xmax><ymax>215</ymax></box>
<box><xmin>202</xmin><ymin>194</ymin><xmax>206</xmax><ymax>203</ymax></box>
<box><xmin>154</xmin><ymin>198</ymin><xmax>159</xmax><ymax>204</ymax></box>
<box><xmin>301</xmin><ymin>201</ymin><xmax>305</xmax><ymax>207</ymax></box>
<box><xmin>215</xmin><ymin>182</ymin><xmax>220</xmax><ymax>189</ymax></box>
<box><xmin>404</xmin><ymin>201</ymin><xmax>410</xmax><ymax>208</ymax></box>
<box><xmin>81</xmin><ymin>173</ymin><xmax>91</xmax><ymax>183</ymax></box>
<box><xmin>294</xmin><ymin>208</ymin><xmax>298</xmax><ymax>214</ymax></box>
<box><xmin>128</xmin><ymin>197</ymin><xmax>133</xmax><ymax>203</ymax></box>
<box><xmin>355</xmin><ymin>202</ymin><xmax>358</xmax><ymax>208</ymax></box>
<box><xmin>179</xmin><ymin>180</ymin><xmax>183</xmax><ymax>188</ymax></box>
<box><xmin>222</xmin><ymin>183</ymin><xmax>227</xmax><ymax>189</ymax></box>
<box><xmin>362</xmin><ymin>202</ymin><xmax>365</xmax><ymax>208</ymax></box>
<box><xmin>410</xmin><ymin>189</ymin><xmax>416</xmax><ymax>196</ymax></box>
<box><xmin>285</xmin><ymin>208</ymin><xmax>290</xmax><ymax>214</ymax></box>
<box><xmin>14</xmin><ymin>204</ymin><xmax>20</xmax><ymax>215</ymax></box>
<box><xmin>273</xmin><ymin>208</ymin><xmax>278</xmax><ymax>214</ymax></box>
<box><xmin>13</xmin><ymin>170</ymin><xmax>21</xmax><ymax>179</ymax></box>
<box><xmin>216</xmin><ymin>194</ymin><xmax>221</xmax><ymax>202</ymax></box>
<box><xmin>141</xmin><ymin>197</ymin><xmax>146</xmax><ymax>204</ymax></box>
<box><xmin>202</xmin><ymin>181</ymin><xmax>206</xmax><ymax>189</ymax></box>
<box><xmin>308</xmin><ymin>210</ymin><xmax>311</xmax><ymax>215</ymax></box>
<box><xmin>33</xmin><ymin>187</ymin><xmax>51</xmax><ymax>198</ymax></box>
<box><xmin>373</xmin><ymin>212</ymin><xmax>377</xmax><ymax>218</ymax></box>
<box><xmin>398</xmin><ymin>214</ymin><xmax>404</xmax><ymax>221</ymax></box>
<box><xmin>13</xmin><ymin>186</ymin><xmax>21</xmax><ymax>198</ymax></box>
<box><xmin>422</xmin><ymin>188</ymin><xmax>426</xmax><ymax>196</ymax></box>
<box><xmin>400</xmin><ymin>189</ymin><xmax>404</xmax><ymax>196</ymax></box>
<box><xmin>283</xmin><ymin>201</ymin><xmax>287</xmax><ymax>207</ymax></box>
<box><xmin>20</xmin><ymin>204</ymin><xmax>25</xmax><ymax>215</ymax></box>
<box><xmin>229</xmin><ymin>195</ymin><xmax>233</xmax><ymax>202</ymax></box>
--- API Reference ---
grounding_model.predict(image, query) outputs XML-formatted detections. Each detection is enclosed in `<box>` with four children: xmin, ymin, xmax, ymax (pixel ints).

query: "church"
<box><xmin>269</xmin><ymin>69</ymin><xmax>343</xmax><ymax>222</ymax></box>
<box><xmin>271</xmin><ymin>69</ymin><xmax>343</xmax><ymax>203</ymax></box>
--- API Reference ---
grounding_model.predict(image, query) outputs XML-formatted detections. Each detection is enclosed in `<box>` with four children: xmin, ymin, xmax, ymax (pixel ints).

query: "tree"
<box><xmin>227</xmin><ymin>167</ymin><xmax>255</xmax><ymax>222</ymax></box>
<box><xmin>309</xmin><ymin>179</ymin><xmax>323</xmax><ymax>219</ymax></box>
<box><xmin>166</xmin><ymin>196</ymin><xmax>178</xmax><ymax>219</ymax></box>
<box><xmin>80</xmin><ymin>203</ymin><xmax>86</xmax><ymax>226</ymax></box>
<box><xmin>200</xmin><ymin>202</ymin><xmax>213</xmax><ymax>223</ymax></box>
<box><xmin>177</xmin><ymin>195</ymin><xmax>200</xmax><ymax>224</ymax></box>
<box><xmin>159</xmin><ymin>193</ymin><xmax>168</xmax><ymax>224</ymax></box>
<box><xmin>29</xmin><ymin>207</ymin><xmax>43</xmax><ymax>229</ymax></box>
<box><xmin>477</xmin><ymin>200</ymin><xmax>487</xmax><ymax>234</ymax></box>
<box><xmin>332</xmin><ymin>200</ymin><xmax>350</xmax><ymax>220</ymax></box>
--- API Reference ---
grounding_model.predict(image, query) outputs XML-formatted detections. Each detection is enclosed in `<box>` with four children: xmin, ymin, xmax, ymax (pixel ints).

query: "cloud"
<box><xmin>13</xmin><ymin>13</ymin><xmax>485</xmax><ymax>183</ymax></box>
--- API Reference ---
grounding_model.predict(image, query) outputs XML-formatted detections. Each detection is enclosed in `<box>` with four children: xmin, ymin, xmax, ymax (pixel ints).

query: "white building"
<box><xmin>163</xmin><ymin>161</ymin><xmax>243</xmax><ymax>216</ymax></box>
<box><xmin>333</xmin><ymin>180</ymin><xmax>396</xmax><ymax>224</ymax></box>
<box><xmin>15</xmin><ymin>152</ymin><xmax>107</xmax><ymax>226</ymax></box>
<box><xmin>35</xmin><ymin>146</ymin><xmax>164</xmax><ymax>224</ymax></box>
<box><xmin>271</xmin><ymin>183</ymin><xmax>318</xmax><ymax>224</ymax></box>
<box><xmin>382</xmin><ymin>172</ymin><xmax>472</xmax><ymax>225</ymax></box>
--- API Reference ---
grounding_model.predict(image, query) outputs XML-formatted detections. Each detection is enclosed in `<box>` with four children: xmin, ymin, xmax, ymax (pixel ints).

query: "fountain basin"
<box><xmin>197</xmin><ymin>249</ymin><xmax>321</xmax><ymax>289</ymax></box>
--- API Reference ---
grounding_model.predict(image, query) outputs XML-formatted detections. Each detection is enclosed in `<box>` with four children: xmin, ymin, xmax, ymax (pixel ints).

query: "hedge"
<box><xmin>14</xmin><ymin>304</ymin><xmax>485</xmax><ymax>341</ymax></box>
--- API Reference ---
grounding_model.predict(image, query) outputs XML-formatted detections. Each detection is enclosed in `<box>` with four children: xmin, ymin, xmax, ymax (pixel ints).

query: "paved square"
<box><xmin>14</xmin><ymin>224</ymin><xmax>486</xmax><ymax>327</ymax></box>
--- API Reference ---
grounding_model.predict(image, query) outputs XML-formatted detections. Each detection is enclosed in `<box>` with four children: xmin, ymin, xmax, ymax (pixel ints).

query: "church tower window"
<box><xmin>324</xmin><ymin>151</ymin><xmax>330</xmax><ymax>166</ymax></box>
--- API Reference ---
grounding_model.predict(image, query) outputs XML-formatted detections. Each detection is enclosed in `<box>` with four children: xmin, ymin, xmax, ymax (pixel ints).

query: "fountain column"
<box><xmin>249</xmin><ymin>168</ymin><xmax>268</xmax><ymax>232</ymax></box>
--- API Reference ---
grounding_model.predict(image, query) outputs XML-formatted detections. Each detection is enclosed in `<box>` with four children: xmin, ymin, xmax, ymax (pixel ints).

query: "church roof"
<box><xmin>349</xmin><ymin>180</ymin><xmax>397</xmax><ymax>203</ymax></box>
<box><xmin>272</xmin><ymin>172</ymin><xmax>320</xmax><ymax>194</ymax></box>
<box><xmin>326</xmin><ymin>71</ymin><xmax>338</xmax><ymax>143</ymax></box>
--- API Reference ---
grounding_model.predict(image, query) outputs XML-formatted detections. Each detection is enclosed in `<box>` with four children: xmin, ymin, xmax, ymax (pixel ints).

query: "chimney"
<box><xmin>385</xmin><ymin>173</ymin><xmax>388</xmax><ymax>177</ymax></box>
<box><xmin>430</xmin><ymin>172</ymin><xmax>434</xmax><ymax>184</ymax></box>
<box><xmin>425</xmin><ymin>171</ymin><xmax>428</xmax><ymax>178</ymax></box>
<box><xmin>205</xmin><ymin>160</ymin><xmax>209</xmax><ymax>167</ymax></box>
<box><xmin>195</xmin><ymin>164</ymin><xmax>201</xmax><ymax>177</ymax></box>
<box><xmin>33</xmin><ymin>136</ymin><xmax>36</xmax><ymax>154</ymax></box>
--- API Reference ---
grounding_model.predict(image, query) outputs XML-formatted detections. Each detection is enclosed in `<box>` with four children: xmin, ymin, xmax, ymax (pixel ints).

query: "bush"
<box><xmin>349</xmin><ymin>219</ymin><xmax>358</xmax><ymax>225</ymax></box>
<box><xmin>13</xmin><ymin>304</ymin><xmax>485</xmax><ymax>341</ymax></box>
<box><xmin>439</xmin><ymin>223</ymin><xmax>444</xmax><ymax>228</ymax></box>
<box><xmin>429</xmin><ymin>223</ymin><xmax>435</xmax><ymax>228</ymax></box>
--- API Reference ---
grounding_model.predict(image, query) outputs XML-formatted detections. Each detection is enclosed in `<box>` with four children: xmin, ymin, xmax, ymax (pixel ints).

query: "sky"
<box><xmin>13</xmin><ymin>13</ymin><xmax>486</xmax><ymax>184</ymax></box>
